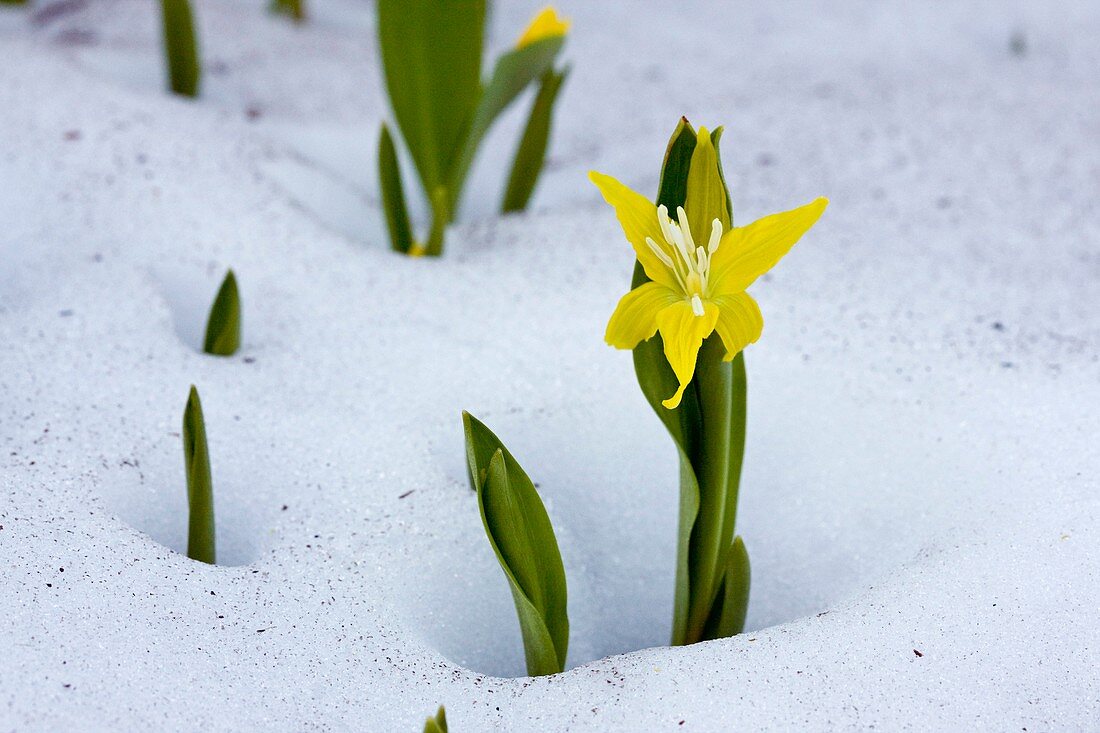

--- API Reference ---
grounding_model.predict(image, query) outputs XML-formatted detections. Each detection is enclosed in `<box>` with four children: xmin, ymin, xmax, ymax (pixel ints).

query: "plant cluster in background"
<box><xmin>377</xmin><ymin>2</ymin><xmax>570</xmax><ymax>256</ymax></box>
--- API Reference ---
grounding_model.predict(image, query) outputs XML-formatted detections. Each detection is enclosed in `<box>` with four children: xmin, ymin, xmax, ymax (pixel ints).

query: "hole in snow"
<box><xmin>153</xmin><ymin>263</ymin><xmax>240</xmax><ymax>354</ymax></box>
<box><xmin>95</xmin><ymin>397</ymin><xmax>263</xmax><ymax>568</ymax></box>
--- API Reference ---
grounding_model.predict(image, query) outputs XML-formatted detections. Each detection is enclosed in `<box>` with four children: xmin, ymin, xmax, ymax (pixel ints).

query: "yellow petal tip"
<box><xmin>660</xmin><ymin>383</ymin><xmax>689</xmax><ymax>410</ymax></box>
<box><xmin>516</xmin><ymin>6</ymin><xmax>570</xmax><ymax>49</ymax></box>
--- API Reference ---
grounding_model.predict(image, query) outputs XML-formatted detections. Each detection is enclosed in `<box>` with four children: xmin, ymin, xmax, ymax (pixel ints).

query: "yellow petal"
<box><xmin>684</xmin><ymin>126</ymin><xmax>730</xmax><ymax>238</ymax></box>
<box><xmin>515</xmin><ymin>6</ymin><xmax>570</xmax><ymax>49</ymax></box>
<box><xmin>606</xmin><ymin>282</ymin><xmax>682</xmax><ymax>350</ymax></box>
<box><xmin>656</xmin><ymin>300</ymin><xmax>720</xmax><ymax>409</ymax></box>
<box><xmin>710</xmin><ymin>197</ymin><xmax>828</xmax><ymax>295</ymax></box>
<box><xmin>589</xmin><ymin>171</ymin><xmax>680</xmax><ymax>290</ymax></box>
<box><xmin>712</xmin><ymin>292</ymin><xmax>764</xmax><ymax>360</ymax></box>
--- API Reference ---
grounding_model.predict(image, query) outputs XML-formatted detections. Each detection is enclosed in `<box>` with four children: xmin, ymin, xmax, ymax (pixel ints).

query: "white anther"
<box><xmin>675</xmin><ymin>206</ymin><xmax>694</xmax><ymax>247</ymax></box>
<box><xmin>657</xmin><ymin>205</ymin><xmax>677</xmax><ymax>247</ymax></box>
<box><xmin>691</xmin><ymin>294</ymin><xmax>705</xmax><ymax>317</ymax></box>
<box><xmin>708</xmin><ymin>219</ymin><xmax>722</xmax><ymax>254</ymax></box>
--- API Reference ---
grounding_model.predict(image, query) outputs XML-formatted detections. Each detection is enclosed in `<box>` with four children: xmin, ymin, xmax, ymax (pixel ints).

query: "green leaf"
<box><xmin>161</xmin><ymin>0</ymin><xmax>200</xmax><ymax>98</ymax></box>
<box><xmin>378</xmin><ymin>124</ymin><xmax>413</xmax><ymax>254</ymax></box>
<box><xmin>423</xmin><ymin>705</ymin><xmax>447</xmax><ymax>733</ymax></box>
<box><xmin>653</xmin><ymin>117</ymin><xmax>697</xmax><ymax>221</ymax></box>
<box><xmin>183</xmin><ymin>386</ymin><xmax>215</xmax><ymax>564</ymax></box>
<box><xmin>377</xmin><ymin>0</ymin><xmax>485</xmax><ymax>199</ymax></box>
<box><xmin>203</xmin><ymin>269</ymin><xmax>240</xmax><ymax>356</ymax></box>
<box><xmin>269</xmin><ymin>0</ymin><xmax>305</xmax><ymax>22</ymax></box>
<box><xmin>448</xmin><ymin>34</ymin><xmax>564</xmax><ymax>216</ymax></box>
<box><xmin>501</xmin><ymin>65</ymin><xmax>569</xmax><ymax>213</ymax></box>
<box><xmin>682</xmin><ymin>342</ymin><xmax>746</xmax><ymax>642</ymax></box>
<box><xmin>463</xmin><ymin>412</ymin><xmax>568</xmax><ymax>675</ymax></box>
<box><xmin>712</xmin><ymin>536</ymin><xmax>751</xmax><ymax>638</ymax></box>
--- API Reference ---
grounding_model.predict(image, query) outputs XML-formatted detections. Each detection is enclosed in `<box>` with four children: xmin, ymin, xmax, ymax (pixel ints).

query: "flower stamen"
<box><xmin>650</xmin><ymin>208</ymin><xmax>725</xmax><ymax>317</ymax></box>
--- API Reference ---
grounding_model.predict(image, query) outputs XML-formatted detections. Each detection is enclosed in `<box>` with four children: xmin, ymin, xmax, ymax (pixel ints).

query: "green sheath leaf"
<box><xmin>423</xmin><ymin>705</ymin><xmax>447</xmax><ymax>733</ymax></box>
<box><xmin>501</xmin><ymin>65</ymin><xmax>569</xmax><ymax>213</ymax></box>
<box><xmin>377</xmin><ymin>0</ymin><xmax>484</xmax><ymax>199</ymax></box>
<box><xmin>203</xmin><ymin>269</ymin><xmax>240</xmax><ymax>356</ymax></box>
<box><xmin>378</xmin><ymin>124</ymin><xmax>414</xmax><ymax>254</ymax></box>
<box><xmin>463</xmin><ymin>412</ymin><xmax>568</xmax><ymax>675</ymax></box>
<box><xmin>683</xmin><ymin>341</ymin><xmax>746</xmax><ymax>641</ymax></box>
<box><xmin>183</xmin><ymin>386</ymin><xmax>215</xmax><ymax>564</ymax></box>
<box><xmin>448</xmin><ymin>35</ymin><xmax>564</xmax><ymax>216</ymax></box>
<box><xmin>632</xmin><ymin>119</ymin><xmax>748</xmax><ymax>645</ymax></box>
<box><xmin>161</xmin><ymin>0</ymin><xmax>200</xmax><ymax>97</ymax></box>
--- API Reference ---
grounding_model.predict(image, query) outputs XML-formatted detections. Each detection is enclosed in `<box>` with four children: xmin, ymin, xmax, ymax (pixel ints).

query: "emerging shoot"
<box><xmin>182</xmin><ymin>386</ymin><xmax>215</xmax><ymax>564</ymax></box>
<box><xmin>203</xmin><ymin>269</ymin><xmax>240</xmax><ymax>356</ymax></box>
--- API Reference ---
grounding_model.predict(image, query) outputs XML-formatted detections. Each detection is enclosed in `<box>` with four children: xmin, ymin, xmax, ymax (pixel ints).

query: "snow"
<box><xmin>2</xmin><ymin>0</ymin><xmax>1099</xmax><ymax>730</ymax></box>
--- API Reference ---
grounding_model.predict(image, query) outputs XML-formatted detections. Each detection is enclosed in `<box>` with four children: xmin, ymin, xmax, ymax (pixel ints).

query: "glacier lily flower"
<box><xmin>590</xmin><ymin>130</ymin><xmax>827</xmax><ymax>409</ymax></box>
<box><xmin>516</xmin><ymin>6</ymin><xmax>570</xmax><ymax>49</ymax></box>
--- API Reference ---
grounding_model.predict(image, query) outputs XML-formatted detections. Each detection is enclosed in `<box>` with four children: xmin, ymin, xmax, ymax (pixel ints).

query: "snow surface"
<box><xmin>2</xmin><ymin>0</ymin><xmax>1099</xmax><ymax>730</ymax></box>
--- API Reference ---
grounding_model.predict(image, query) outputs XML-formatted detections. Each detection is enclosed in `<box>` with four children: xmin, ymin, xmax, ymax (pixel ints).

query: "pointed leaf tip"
<box><xmin>203</xmin><ymin>269</ymin><xmax>241</xmax><ymax>356</ymax></box>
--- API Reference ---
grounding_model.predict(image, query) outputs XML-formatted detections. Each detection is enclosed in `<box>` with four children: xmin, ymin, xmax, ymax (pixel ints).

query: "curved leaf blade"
<box><xmin>501</xmin><ymin>65</ymin><xmax>569</xmax><ymax>213</ymax></box>
<box><xmin>464</xmin><ymin>412</ymin><xmax>568</xmax><ymax>674</ymax></box>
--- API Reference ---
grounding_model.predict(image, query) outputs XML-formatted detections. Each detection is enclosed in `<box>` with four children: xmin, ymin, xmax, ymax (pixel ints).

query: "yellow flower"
<box><xmin>515</xmin><ymin>6</ymin><xmax>570</xmax><ymax>49</ymax></box>
<box><xmin>591</xmin><ymin>129</ymin><xmax>827</xmax><ymax>409</ymax></box>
